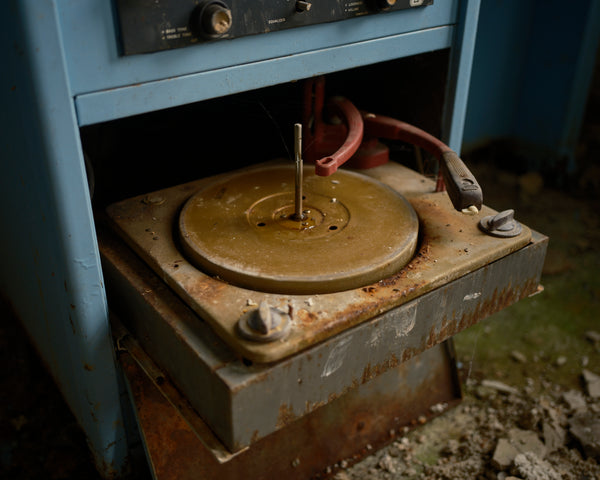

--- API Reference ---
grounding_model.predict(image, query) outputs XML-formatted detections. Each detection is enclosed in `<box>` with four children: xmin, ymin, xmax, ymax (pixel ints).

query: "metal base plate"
<box><xmin>99</xmin><ymin>223</ymin><xmax>547</xmax><ymax>452</ymax></box>
<box><xmin>106</xmin><ymin>161</ymin><xmax>533</xmax><ymax>363</ymax></box>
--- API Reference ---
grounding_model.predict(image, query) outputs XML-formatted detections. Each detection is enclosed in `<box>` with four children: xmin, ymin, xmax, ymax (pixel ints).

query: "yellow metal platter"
<box><xmin>178</xmin><ymin>165</ymin><xmax>419</xmax><ymax>295</ymax></box>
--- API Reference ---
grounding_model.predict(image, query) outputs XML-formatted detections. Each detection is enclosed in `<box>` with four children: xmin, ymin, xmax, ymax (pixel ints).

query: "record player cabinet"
<box><xmin>0</xmin><ymin>1</ymin><xmax>527</xmax><ymax>477</ymax></box>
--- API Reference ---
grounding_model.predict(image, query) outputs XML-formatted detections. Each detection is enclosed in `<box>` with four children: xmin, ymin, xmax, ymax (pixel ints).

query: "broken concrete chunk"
<box><xmin>568</xmin><ymin>412</ymin><xmax>600</xmax><ymax>459</ymax></box>
<box><xmin>582</xmin><ymin>369</ymin><xmax>600</xmax><ymax>399</ymax></box>
<box><xmin>513</xmin><ymin>452</ymin><xmax>561</xmax><ymax>480</ymax></box>
<box><xmin>554</xmin><ymin>356</ymin><xmax>567</xmax><ymax>367</ymax></box>
<box><xmin>511</xmin><ymin>350</ymin><xmax>527</xmax><ymax>363</ymax></box>
<box><xmin>481</xmin><ymin>380</ymin><xmax>519</xmax><ymax>395</ymax></box>
<box><xmin>562</xmin><ymin>389</ymin><xmax>587</xmax><ymax>412</ymax></box>
<box><xmin>538</xmin><ymin>396</ymin><xmax>564</xmax><ymax>426</ymax></box>
<box><xmin>378</xmin><ymin>453</ymin><xmax>397</xmax><ymax>473</ymax></box>
<box><xmin>582</xmin><ymin>356</ymin><xmax>589</xmax><ymax>367</ymax></box>
<box><xmin>492</xmin><ymin>438</ymin><xmax>520</xmax><ymax>470</ymax></box>
<box><xmin>585</xmin><ymin>330</ymin><xmax>600</xmax><ymax>344</ymax></box>
<box><xmin>508</xmin><ymin>428</ymin><xmax>546</xmax><ymax>459</ymax></box>
<box><xmin>333</xmin><ymin>472</ymin><xmax>350</xmax><ymax>480</ymax></box>
<box><xmin>542</xmin><ymin>420</ymin><xmax>566</xmax><ymax>453</ymax></box>
<box><xmin>492</xmin><ymin>429</ymin><xmax>547</xmax><ymax>471</ymax></box>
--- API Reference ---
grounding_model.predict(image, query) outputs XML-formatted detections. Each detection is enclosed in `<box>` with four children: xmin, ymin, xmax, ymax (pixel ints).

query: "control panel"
<box><xmin>115</xmin><ymin>0</ymin><xmax>433</xmax><ymax>55</ymax></box>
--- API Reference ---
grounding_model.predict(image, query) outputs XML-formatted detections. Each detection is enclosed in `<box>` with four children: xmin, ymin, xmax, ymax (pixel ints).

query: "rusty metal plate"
<box><xmin>179</xmin><ymin>164</ymin><xmax>418</xmax><ymax>294</ymax></box>
<box><xmin>116</xmin><ymin>322</ymin><xmax>461</xmax><ymax>480</ymax></box>
<box><xmin>106</xmin><ymin>161</ymin><xmax>533</xmax><ymax>363</ymax></box>
<box><xmin>100</xmin><ymin>226</ymin><xmax>547</xmax><ymax>452</ymax></box>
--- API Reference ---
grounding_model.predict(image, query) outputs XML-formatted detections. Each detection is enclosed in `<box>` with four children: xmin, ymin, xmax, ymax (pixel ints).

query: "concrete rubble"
<box><xmin>585</xmin><ymin>330</ymin><xmax>600</xmax><ymax>345</ymax></box>
<box><xmin>568</xmin><ymin>412</ymin><xmax>600</xmax><ymax>459</ymax></box>
<box><xmin>582</xmin><ymin>369</ymin><xmax>600</xmax><ymax>399</ymax></box>
<box><xmin>513</xmin><ymin>452</ymin><xmax>561</xmax><ymax>480</ymax></box>
<box><xmin>562</xmin><ymin>389</ymin><xmax>587</xmax><ymax>413</ymax></box>
<box><xmin>339</xmin><ymin>370</ymin><xmax>600</xmax><ymax>480</ymax></box>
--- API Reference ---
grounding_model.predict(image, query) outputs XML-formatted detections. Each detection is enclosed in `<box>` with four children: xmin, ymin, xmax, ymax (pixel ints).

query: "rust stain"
<box><xmin>302</xmin><ymin>378</ymin><xmax>361</xmax><ymax>417</ymax></box>
<box><xmin>296</xmin><ymin>308</ymin><xmax>318</xmax><ymax>325</ymax></box>
<box><xmin>68</xmin><ymin>314</ymin><xmax>76</xmax><ymax>335</ymax></box>
<box><xmin>361</xmin><ymin>353</ymin><xmax>400</xmax><ymax>384</ymax></box>
<box><xmin>313</xmin><ymin>235</ymin><xmax>438</xmax><ymax>339</ymax></box>
<box><xmin>305</xmin><ymin>399</ymin><xmax>326</xmax><ymax>414</ymax></box>
<box><xmin>276</xmin><ymin>403</ymin><xmax>297</xmax><ymax>428</ymax></box>
<box><xmin>83</xmin><ymin>363</ymin><xmax>95</xmax><ymax>371</ymax></box>
<box><xmin>184</xmin><ymin>276</ymin><xmax>228</xmax><ymax>301</ymax></box>
<box><xmin>425</xmin><ymin>278</ymin><xmax>540</xmax><ymax>351</ymax></box>
<box><xmin>104</xmin><ymin>440</ymin><xmax>117</xmax><ymax>451</ymax></box>
<box><xmin>70</xmin><ymin>303</ymin><xmax>76</xmax><ymax>310</ymax></box>
<box><xmin>117</xmin><ymin>336</ymin><xmax>462</xmax><ymax>480</ymax></box>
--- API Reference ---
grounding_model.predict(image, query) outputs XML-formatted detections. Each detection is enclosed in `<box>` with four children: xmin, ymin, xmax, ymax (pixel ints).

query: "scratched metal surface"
<box><xmin>105</xmin><ymin>162</ymin><xmax>533</xmax><ymax>363</ymax></box>
<box><xmin>99</xmin><ymin>221</ymin><xmax>547</xmax><ymax>451</ymax></box>
<box><xmin>116</xmin><ymin>326</ymin><xmax>461</xmax><ymax>480</ymax></box>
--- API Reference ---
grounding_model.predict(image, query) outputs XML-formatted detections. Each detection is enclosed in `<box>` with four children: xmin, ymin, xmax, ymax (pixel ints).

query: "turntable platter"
<box><xmin>178</xmin><ymin>164</ymin><xmax>419</xmax><ymax>294</ymax></box>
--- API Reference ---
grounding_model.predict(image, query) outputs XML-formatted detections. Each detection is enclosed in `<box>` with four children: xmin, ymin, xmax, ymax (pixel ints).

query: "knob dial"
<box><xmin>295</xmin><ymin>1</ymin><xmax>312</xmax><ymax>12</ymax></box>
<box><xmin>191</xmin><ymin>1</ymin><xmax>232</xmax><ymax>39</ymax></box>
<box><xmin>376</xmin><ymin>0</ymin><xmax>397</xmax><ymax>9</ymax></box>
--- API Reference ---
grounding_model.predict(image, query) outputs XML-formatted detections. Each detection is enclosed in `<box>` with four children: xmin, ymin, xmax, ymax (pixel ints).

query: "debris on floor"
<box><xmin>339</xmin><ymin>373</ymin><xmax>600</xmax><ymax>480</ymax></box>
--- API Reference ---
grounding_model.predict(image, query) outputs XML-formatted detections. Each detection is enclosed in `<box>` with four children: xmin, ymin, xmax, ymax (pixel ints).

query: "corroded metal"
<box><xmin>99</xmin><ymin>224</ymin><xmax>547</xmax><ymax>452</ymax></box>
<box><xmin>116</xmin><ymin>322</ymin><xmax>461</xmax><ymax>480</ymax></box>
<box><xmin>106</xmin><ymin>161</ymin><xmax>534</xmax><ymax>363</ymax></box>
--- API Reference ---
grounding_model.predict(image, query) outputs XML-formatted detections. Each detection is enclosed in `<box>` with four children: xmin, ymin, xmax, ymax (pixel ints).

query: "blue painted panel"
<box><xmin>559</xmin><ymin>0</ymin><xmax>600</xmax><ymax>160</ymax></box>
<box><xmin>0</xmin><ymin>1</ymin><xmax>128</xmax><ymax>475</ymax></box>
<box><xmin>57</xmin><ymin>0</ymin><xmax>458</xmax><ymax>95</ymax></box>
<box><xmin>462</xmin><ymin>0</ymin><xmax>536</xmax><ymax>147</ymax></box>
<box><xmin>75</xmin><ymin>25</ymin><xmax>454</xmax><ymax>126</ymax></box>
<box><xmin>463</xmin><ymin>0</ymin><xmax>600</xmax><ymax>168</ymax></box>
<box><xmin>1</xmin><ymin>1</ymin><xmax>480</xmax><ymax>478</ymax></box>
<box><xmin>514</xmin><ymin>0</ymin><xmax>600</xmax><ymax>167</ymax></box>
<box><xmin>441</xmin><ymin>0</ymin><xmax>480</xmax><ymax>153</ymax></box>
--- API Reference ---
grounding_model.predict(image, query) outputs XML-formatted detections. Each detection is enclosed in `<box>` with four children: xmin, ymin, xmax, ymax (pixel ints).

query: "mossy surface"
<box><xmin>454</xmin><ymin>162</ymin><xmax>600</xmax><ymax>392</ymax></box>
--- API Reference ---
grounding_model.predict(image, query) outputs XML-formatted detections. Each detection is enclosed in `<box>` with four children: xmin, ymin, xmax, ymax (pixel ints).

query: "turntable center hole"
<box><xmin>257</xmin><ymin>222</ymin><xmax>266</xmax><ymax>227</ymax></box>
<box><xmin>329</xmin><ymin>225</ymin><xmax>338</xmax><ymax>231</ymax></box>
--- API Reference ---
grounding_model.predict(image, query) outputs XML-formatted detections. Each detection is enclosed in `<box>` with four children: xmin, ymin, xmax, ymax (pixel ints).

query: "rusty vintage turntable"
<box><xmin>98</xmin><ymin>79</ymin><xmax>547</xmax><ymax>478</ymax></box>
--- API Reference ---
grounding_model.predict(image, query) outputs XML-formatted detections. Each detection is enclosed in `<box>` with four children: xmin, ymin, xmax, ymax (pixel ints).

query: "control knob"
<box><xmin>295</xmin><ymin>1</ymin><xmax>312</xmax><ymax>12</ymax></box>
<box><xmin>375</xmin><ymin>0</ymin><xmax>397</xmax><ymax>10</ymax></box>
<box><xmin>190</xmin><ymin>1</ymin><xmax>233</xmax><ymax>39</ymax></box>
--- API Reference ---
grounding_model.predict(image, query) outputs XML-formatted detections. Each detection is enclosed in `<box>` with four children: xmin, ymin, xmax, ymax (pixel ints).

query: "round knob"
<box><xmin>296</xmin><ymin>1</ymin><xmax>312</xmax><ymax>12</ymax></box>
<box><xmin>479</xmin><ymin>209</ymin><xmax>523</xmax><ymax>238</ymax></box>
<box><xmin>191</xmin><ymin>1</ymin><xmax>232</xmax><ymax>39</ymax></box>
<box><xmin>377</xmin><ymin>0</ymin><xmax>397</xmax><ymax>9</ymax></box>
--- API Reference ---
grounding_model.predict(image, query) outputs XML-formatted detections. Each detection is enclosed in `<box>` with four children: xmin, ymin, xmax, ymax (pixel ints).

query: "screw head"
<box><xmin>237</xmin><ymin>301</ymin><xmax>291</xmax><ymax>342</ymax></box>
<box><xmin>479</xmin><ymin>209</ymin><xmax>523</xmax><ymax>237</ymax></box>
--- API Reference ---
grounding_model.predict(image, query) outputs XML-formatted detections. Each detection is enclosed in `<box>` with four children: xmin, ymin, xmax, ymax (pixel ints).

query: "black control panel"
<box><xmin>115</xmin><ymin>0</ymin><xmax>433</xmax><ymax>55</ymax></box>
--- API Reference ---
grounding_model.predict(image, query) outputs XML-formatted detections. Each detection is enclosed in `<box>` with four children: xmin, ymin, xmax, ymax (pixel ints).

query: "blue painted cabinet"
<box><xmin>0</xmin><ymin>0</ymin><xmax>480</xmax><ymax>476</ymax></box>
